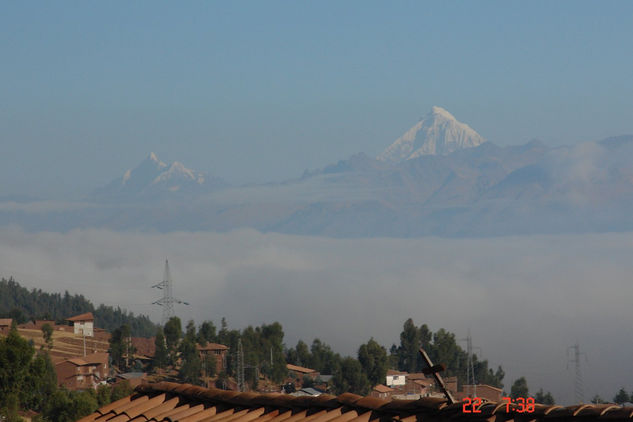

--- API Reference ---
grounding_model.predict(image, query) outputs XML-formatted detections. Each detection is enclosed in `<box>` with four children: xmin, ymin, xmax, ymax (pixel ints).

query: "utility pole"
<box><xmin>567</xmin><ymin>343</ymin><xmax>586</xmax><ymax>403</ymax></box>
<box><xmin>152</xmin><ymin>259</ymin><xmax>189</xmax><ymax>325</ymax></box>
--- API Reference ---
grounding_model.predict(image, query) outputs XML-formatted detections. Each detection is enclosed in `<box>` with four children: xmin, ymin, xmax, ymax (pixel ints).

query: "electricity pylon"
<box><xmin>152</xmin><ymin>259</ymin><xmax>189</xmax><ymax>325</ymax></box>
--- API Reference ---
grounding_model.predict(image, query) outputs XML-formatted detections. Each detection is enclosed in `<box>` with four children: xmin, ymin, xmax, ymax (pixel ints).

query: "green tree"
<box><xmin>96</xmin><ymin>384</ymin><xmax>112</xmax><ymax>407</ymax></box>
<box><xmin>203</xmin><ymin>353</ymin><xmax>217</xmax><ymax>378</ymax></box>
<box><xmin>0</xmin><ymin>393</ymin><xmax>22</xmax><ymax>422</ymax></box>
<box><xmin>310</xmin><ymin>339</ymin><xmax>341</xmax><ymax>375</ymax></box>
<box><xmin>591</xmin><ymin>395</ymin><xmax>605</xmax><ymax>404</ymax></box>
<box><xmin>109</xmin><ymin>324</ymin><xmax>134</xmax><ymax>371</ymax></box>
<box><xmin>179</xmin><ymin>320</ymin><xmax>202</xmax><ymax>384</ymax></box>
<box><xmin>0</xmin><ymin>325</ymin><xmax>34</xmax><ymax>411</ymax></box>
<box><xmin>42</xmin><ymin>390</ymin><xmax>98</xmax><ymax>422</ymax></box>
<box><xmin>613</xmin><ymin>388</ymin><xmax>630</xmax><ymax>404</ymax></box>
<box><xmin>153</xmin><ymin>327</ymin><xmax>168</xmax><ymax>370</ymax></box>
<box><xmin>23</xmin><ymin>352</ymin><xmax>57</xmax><ymax>412</ymax></box>
<box><xmin>111</xmin><ymin>381</ymin><xmax>133</xmax><ymax>401</ymax></box>
<box><xmin>358</xmin><ymin>338</ymin><xmax>388</xmax><ymax>387</ymax></box>
<box><xmin>41</xmin><ymin>323</ymin><xmax>53</xmax><ymax>350</ymax></box>
<box><xmin>534</xmin><ymin>388</ymin><xmax>555</xmax><ymax>404</ymax></box>
<box><xmin>164</xmin><ymin>316</ymin><xmax>182</xmax><ymax>364</ymax></box>
<box><xmin>398</xmin><ymin>318</ymin><xmax>420</xmax><ymax>373</ymax></box>
<box><xmin>333</xmin><ymin>357</ymin><xmax>370</xmax><ymax>395</ymax></box>
<box><xmin>510</xmin><ymin>377</ymin><xmax>529</xmax><ymax>399</ymax></box>
<box><xmin>197</xmin><ymin>321</ymin><xmax>217</xmax><ymax>345</ymax></box>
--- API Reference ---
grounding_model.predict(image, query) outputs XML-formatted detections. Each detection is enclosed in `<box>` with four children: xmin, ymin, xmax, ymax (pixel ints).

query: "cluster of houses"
<box><xmin>369</xmin><ymin>369</ymin><xmax>502</xmax><ymax>402</ymax></box>
<box><xmin>2</xmin><ymin>315</ymin><xmax>502</xmax><ymax>401</ymax></box>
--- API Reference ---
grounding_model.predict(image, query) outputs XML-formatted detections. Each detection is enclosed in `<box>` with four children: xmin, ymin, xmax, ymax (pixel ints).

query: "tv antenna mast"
<box><xmin>152</xmin><ymin>259</ymin><xmax>189</xmax><ymax>325</ymax></box>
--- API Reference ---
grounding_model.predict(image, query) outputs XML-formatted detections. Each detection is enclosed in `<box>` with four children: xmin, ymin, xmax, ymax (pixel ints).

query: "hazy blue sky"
<box><xmin>2</xmin><ymin>1</ymin><xmax>633</xmax><ymax>196</ymax></box>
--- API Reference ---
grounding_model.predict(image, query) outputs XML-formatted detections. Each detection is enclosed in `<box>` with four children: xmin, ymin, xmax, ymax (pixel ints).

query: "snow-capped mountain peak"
<box><xmin>378</xmin><ymin>106</ymin><xmax>486</xmax><ymax>162</ymax></box>
<box><xmin>94</xmin><ymin>152</ymin><xmax>226</xmax><ymax>199</ymax></box>
<box><xmin>430</xmin><ymin>105</ymin><xmax>456</xmax><ymax>121</ymax></box>
<box><xmin>148</xmin><ymin>151</ymin><xmax>167</xmax><ymax>168</ymax></box>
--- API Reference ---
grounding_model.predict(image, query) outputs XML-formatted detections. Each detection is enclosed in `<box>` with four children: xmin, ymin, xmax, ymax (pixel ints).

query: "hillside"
<box><xmin>0</xmin><ymin>277</ymin><xmax>158</xmax><ymax>337</ymax></box>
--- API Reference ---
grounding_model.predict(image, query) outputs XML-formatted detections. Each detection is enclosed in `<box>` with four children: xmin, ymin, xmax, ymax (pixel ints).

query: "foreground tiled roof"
<box><xmin>79</xmin><ymin>382</ymin><xmax>633</xmax><ymax>422</ymax></box>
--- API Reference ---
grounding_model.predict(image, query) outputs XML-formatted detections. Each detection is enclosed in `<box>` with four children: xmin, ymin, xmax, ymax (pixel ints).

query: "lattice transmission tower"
<box><xmin>567</xmin><ymin>343</ymin><xmax>586</xmax><ymax>403</ymax></box>
<box><xmin>461</xmin><ymin>329</ymin><xmax>480</xmax><ymax>398</ymax></box>
<box><xmin>152</xmin><ymin>259</ymin><xmax>189</xmax><ymax>325</ymax></box>
<box><xmin>237</xmin><ymin>339</ymin><xmax>245</xmax><ymax>392</ymax></box>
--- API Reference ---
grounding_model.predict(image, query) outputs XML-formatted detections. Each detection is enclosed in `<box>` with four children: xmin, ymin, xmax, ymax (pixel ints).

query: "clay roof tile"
<box><xmin>82</xmin><ymin>382</ymin><xmax>633</xmax><ymax>422</ymax></box>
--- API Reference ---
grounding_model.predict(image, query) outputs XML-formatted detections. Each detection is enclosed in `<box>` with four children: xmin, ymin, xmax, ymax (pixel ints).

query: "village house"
<box><xmin>385</xmin><ymin>369</ymin><xmax>407</xmax><ymax>388</ymax></box>
<box><xmin>0</xmin><ymin>318</ymin><xmax>13</xmax><ymax>335</ymax></box>
<box><xmin>54</xmin><ymin>352</ymin><xmax>109</xmax><ymax>390</ymax></box>
<box><xmin>286</xmin><ymin>363</ymin><xmax>320</xmax><ymax>387</ymax></box>
<box><xmin>67</xmin><ymin>312</ymin><xmax>94</xmax><ymax>337</ymax></box>
<box><xmin>197</xmin><ymin>342</ymin><xmax>228</xmax><ymax>374</ymax></box>
<box><xmin>370</xmin><ymin>384</ymin><xmax>396</xmax><ymax>399</ymax></box>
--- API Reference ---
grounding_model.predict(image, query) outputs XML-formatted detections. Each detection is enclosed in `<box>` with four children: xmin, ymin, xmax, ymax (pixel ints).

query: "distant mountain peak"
<box><xmin>378</xmin><ymin>106</ymin><xmax>486</xmax><ymax>162</ymax></box>
<box><xmin>93</xmin><ymin>153</ymin><xmax>226</xmax><ymax>200</ymax></box>
<box><xmin>147</xmin><ymin>152</ymin><xmax>167</xmax><ymax>168</ymax></box>
<box><xmin>430</xmin><ymin>105</ymin><xmax>456</xmax><ymax>120</ymax></box>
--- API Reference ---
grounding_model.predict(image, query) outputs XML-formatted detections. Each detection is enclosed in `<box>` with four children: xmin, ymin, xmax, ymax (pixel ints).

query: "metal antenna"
<box><xmin>152</xmin><ymin>259</ymin><xmax>189</xmax><ymax>325</ymax></box>
<box><xmin>567</xmin><ymin>342</ymin><xmax>586</xmax><ymax>403</ymax></box>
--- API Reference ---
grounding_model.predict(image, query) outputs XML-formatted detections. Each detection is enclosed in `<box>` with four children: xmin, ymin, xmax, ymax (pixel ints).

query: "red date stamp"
<box><xmin>462</xmin><ymin>397</ymin><xmax>535</xmax><ymax>413</ymax></box>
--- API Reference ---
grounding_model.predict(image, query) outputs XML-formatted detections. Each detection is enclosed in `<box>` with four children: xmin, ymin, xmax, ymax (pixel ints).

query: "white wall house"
<box><xmin>67</xmin><ymin>312</ymin><xmax>94</xmax><ymax>337</ymax></box>
<box><xmin>386</xmin><ymin>370</ymin><xmax>407</xmax><ymax>387</ymax></box>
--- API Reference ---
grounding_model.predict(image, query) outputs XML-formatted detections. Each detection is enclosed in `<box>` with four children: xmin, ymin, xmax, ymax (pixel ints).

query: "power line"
<box><xmin>152</xmin><ymin>259</ymin><xmax>189</xmax><ymax>325</ymax></box>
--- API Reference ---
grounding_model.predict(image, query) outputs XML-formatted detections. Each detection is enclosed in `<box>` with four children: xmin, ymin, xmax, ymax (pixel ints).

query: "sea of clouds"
<box><xmin>1</xmin><ymin>226</ymin><xmax>632</xmax><ymax>404</ymax></box>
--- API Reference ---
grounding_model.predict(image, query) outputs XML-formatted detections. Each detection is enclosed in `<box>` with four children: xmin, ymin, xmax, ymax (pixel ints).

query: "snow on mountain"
<box><xmin>93</xmin><ymin>152</ymin><xmax>226</xmax><ymax>199</ymax></box>
<box><xmin>378</xmin><ymin>106</ymin><xmax>486</xmax><ymax>162</ymax></box>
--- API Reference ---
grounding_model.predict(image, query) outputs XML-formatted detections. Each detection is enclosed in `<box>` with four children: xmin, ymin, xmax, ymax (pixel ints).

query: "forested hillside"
<box><xmin>0</xmin><ymin>278</ymin><xmax>157</xmax><ymax>337</ymax></box>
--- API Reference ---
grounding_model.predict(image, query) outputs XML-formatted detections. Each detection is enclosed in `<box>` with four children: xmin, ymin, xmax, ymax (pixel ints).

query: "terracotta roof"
<box><xmin>286</xmin><ymin>364</ymin><xmax>317</xmax><ymax>374</ymax></box>
<box><xmin>67</xmin><ymin>312</ymin><xmax>95</xmax><ymax>322</ymax></box>
<box><xmin>83</xmin><ymin>352</ymin><xmax>109</xmax><ymax>365</ymax></box>
<box><xmin>372</xmin><ymin>384</ymin><xmax>395</xmax><ymax>393</ymax></box>
<box><xmin>64</xmin><ymin>357</ymin><xmax>89</xmax><ymax>366</ymax></box>
<box><xmin>197</xmin><ymin>342</ymin><xmax>229</xmax><ymax>351</ymax></box>
<box><xmin>0</xmin><ymin>318</ymin><xmax>13</xmax><ymax>326</ymax></box>
<box><xmin>405</xmin><ymin>373</ymin><xmax>427</xmax><ymax>381</ymax></box>
<box><xmin>61</xmin><ymin>353</ymin><xmax>108</xmax><ymax>367</ymax></box>
<box><xmin>80</xmin><ymin>382</ymin><xmax>633</xmax><ymax>422</ymax></box>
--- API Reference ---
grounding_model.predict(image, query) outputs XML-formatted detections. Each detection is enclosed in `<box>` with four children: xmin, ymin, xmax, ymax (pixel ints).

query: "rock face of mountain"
<box><xmin>378</xmin><ymin>106</ymin><xmax>486</xmax><ymax>162</ymax></box>
<box><xmin>93</xmin><ymin>152</ymin><xmax>227</xmax><ymax>200</ymax></box>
